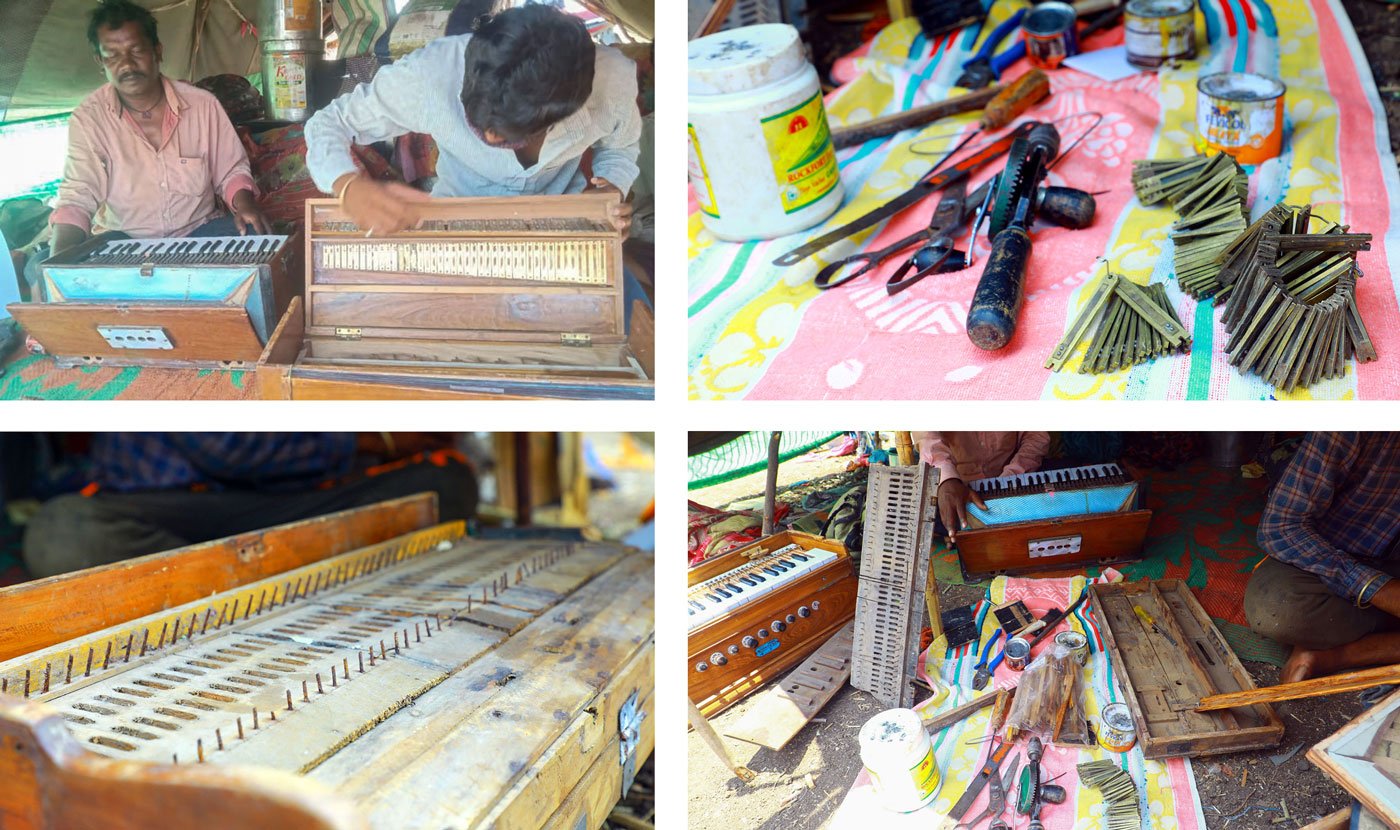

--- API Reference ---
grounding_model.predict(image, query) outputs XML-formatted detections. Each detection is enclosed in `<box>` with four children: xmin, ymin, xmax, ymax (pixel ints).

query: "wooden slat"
<box><xmin>1197</xmin><ymin>663</ymin><xmax>1400</xmax><ymax>712</ymax></box>
<box><xmin>308</xmin><ymin>291</ymin><xmax>617</xmax><ymax>334</ymax></box>
<box><xmin>0</xmin><ymin>494</ymin><xmax>439</xmax><ymax>663</ymax></box>
<box><xmin>8</xmin><ymin>303</ymin><xmax>265</xmax><ymax>362</ymax></box>
<box><xmin>1297</xmin><ymin>808</ymin><xmax>1349</xmax><ymax>830</ymax></box>
<box><xmin>1307</xmin><ymin>687</ymin><xmax>1400</xmax><ymax>828</ymax></box>
<box><xmin>724</xmin><ymin>623</ymin><xmax>854</xmax><ymax>751</ymax></box>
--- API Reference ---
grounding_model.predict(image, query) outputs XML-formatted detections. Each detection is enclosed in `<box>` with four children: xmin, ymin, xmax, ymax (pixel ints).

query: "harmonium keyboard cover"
<box><xmin>7</xmin><ymin>232</ymin><xmax>301</xmax><ymax>369</ymax></box>
<box><xmin>953</xmin><ymin>463</ymin><xmax>1152</xmax><ymax>579</ymax></box>
<box><xmin>256</xmin><ymin>195</ymin><xmax>654</xmax><ymax>400</ymax></box>
<box><xmin>0</xmin><ymin>507</ymin><xmax>654</xmax><ymax>830</ymax></box>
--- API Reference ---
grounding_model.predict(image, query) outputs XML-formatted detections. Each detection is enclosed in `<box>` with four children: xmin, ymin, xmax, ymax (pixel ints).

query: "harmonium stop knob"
<box><xmin>709</xmin><ymin>652</ymin><xmax>728</xmax><ymax>666</ymax></box>
<box><xmin>772</xmin><ymin>620</ymin><xmax>787</xmax><ymax>633</ymax></box>
<box><xmin>742</xmin><ymin>636</ymin><xmax>758</xmax><ymax>648</ymax></box>
<box><xmin>798</xmin><ymin>606</ymin><xmax>811</xmax><ymax>618</ymax></box>
<box><xmin>695</xmin><ymin>661</ymin><xmax>709</xmax><ymax>673</ymax></box>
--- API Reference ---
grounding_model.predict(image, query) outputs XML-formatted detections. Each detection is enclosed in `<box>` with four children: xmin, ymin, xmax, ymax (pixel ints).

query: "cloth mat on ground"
<box><xmin>933</xmin><ymin>455</ymin><xmax>1283</xmax><ymax>664</ymax></box>
<box><xmin>0</xmin><ymin>353</ymin><xmax>254</xmax><ymax>400</ymax></box>
<box><xmin>687</xmin><ymin>0</ymin><xmax>1400</xmax><ymax>400</ymax></box>
<box><xmin>830</xmin><ymin>572</ymin><xmax>1207</xmax><ymax>830</ymax></box>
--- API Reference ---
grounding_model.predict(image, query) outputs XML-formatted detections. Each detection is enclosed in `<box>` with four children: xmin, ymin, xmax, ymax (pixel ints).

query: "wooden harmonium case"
<box><xmin>256</xmin><ymin>194</ymin><xmax>654</xmax><ymax>400</ymax></box>
<box><xmin>7</xmin><ymin>230</ymin><xmax>301</xmax><ymax>369</ymax></box>
<box><xmin>954</xmin><ymin>462</ymin><xmax>1151</xmax><ymax>579</ymax></box>
<box><xmin>687</xmin><ymin>531</ymin><xmax>857</xmax><ymax>716</ymax></box>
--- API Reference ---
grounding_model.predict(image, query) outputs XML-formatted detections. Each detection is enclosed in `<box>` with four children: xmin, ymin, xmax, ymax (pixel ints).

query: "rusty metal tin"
<box><xmin>1021</xmin><ymin>2</ymin><xmax>1079</xmax><ymax>70</ymax></box>
<box><xmin>1055</xmin><ymin>631</ymin><xmax>1089</xmax><ymax>666</ymax></box>
<box><xmin>1124</xmin><ymin>0</ymin><xmax>1197</xmax><ymax>69</ymax></box>
<box><xmin>1004</xmin><ymin>636</ymin><xmax>1032</xmax><ymax>671</ymax></box>
<box><xmin>1197</xmin><ymin>72</ymin><xmax>1286</xmax><ymax>165</ymax></box>
<box><xmin>1098</xmin><ymin>702</ymin><xmax>1137</xmax><ymax>752</ymax></box>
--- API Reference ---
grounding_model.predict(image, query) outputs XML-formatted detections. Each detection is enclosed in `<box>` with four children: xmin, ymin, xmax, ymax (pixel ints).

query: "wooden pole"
<box><xmin>687</xmin><ymin>699</ymin><xmax>756</xmax><ymax>782</ymax></box>
<box><xmin>692</xmin><ymin>0</ymin><xmax>738</xmax><ymax>39</ymax></box>
<box><xmin>1298</xmin><ymin>809</ymin><xmax>1349</xmax><ymax>830</ymax></box>
<box><xmin>1195</xmin><ymin>663</ymin><xmax>1400</xmax><ymax>712</ymax></box>
<box><xmin>762</xmin><ymin>432</ymin><xmax>781</xmax><ymax>537</ymax></box>
<box><xmin>830</xmin><ymin>87</ymin><xmax>1000</xmax><ymax>149</ymax></box>
<box><xmin>896</xmin><ymin>431</ymin><xmax>915</xmax><ymax>466</ymax></box>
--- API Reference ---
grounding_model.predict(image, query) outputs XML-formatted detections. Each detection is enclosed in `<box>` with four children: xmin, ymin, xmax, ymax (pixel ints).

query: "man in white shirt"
<box><xmin>305</xmin><ymin>5</ymin><xmax>640</xmax><ymax>236</ymax></box>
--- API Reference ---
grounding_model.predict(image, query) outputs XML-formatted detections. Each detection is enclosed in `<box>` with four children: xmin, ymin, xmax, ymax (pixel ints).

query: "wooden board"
<box><xmin>7</xmin><ymin>302</ymin><xmax>265</xmax><ymax>366</ymax></box>
<box><xmin>955</xmin><ymin>509</ymin><xmax>1152</xmax><ymax>580</ymax></box>
<box><xmin>1090</xmin><ymin>579</ymin><xmax>1284</xmax><ymax>758</ymax></box>
<box><xmin>0</xmin><ymin>494</ymin><xmax>439</xmax><ymax>663</ymax></box>
<box><xmin>724</xmin><ymin>622</ymin><xmax>853</xmax><ymax>751</ymax></box>
<box><xmin>1308</xmin><ymin>686</ymin><xmax>1400</xmax><ymax>828</ymax></box>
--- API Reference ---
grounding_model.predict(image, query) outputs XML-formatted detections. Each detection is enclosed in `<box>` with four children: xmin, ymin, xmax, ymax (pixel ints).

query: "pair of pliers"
<box><xmin>972</xmin><ymin>628</ymin><xmax>1005</xmax><ymax>691</ymax></box>
<box><xmin>814</xmin><ymin>180</ymin><xmax>970</xmax><ymax>294</ymax></box>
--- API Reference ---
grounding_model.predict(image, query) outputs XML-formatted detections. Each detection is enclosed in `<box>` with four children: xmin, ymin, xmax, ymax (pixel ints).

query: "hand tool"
<box><xmin>815</xmin><ymin>181</ymin><xmax>969</xmax><ymax>292</ymax></box>
<box><xmin>955</xmin><ymin>748</ymin><xmax>1019</xmax><ymax>829</ymax></box>
<box><xmin>956</xmin><ymin>8</ymin><xmax>1028</xmax><ymax>89</ymax></box>
<box><xmin>830</xmin><ymin>87</ymin><xmax>1001</xmax><ymax>150</ymax></box>
<box><xmin>972</xmin><ymin>628</ymin><xmax>1006</xmax><ymax>691</ymax></box>
<box><xmin>774</xmin><ymin>122</ymin><xmax>1036</xmax><ymax>268</ymax></box>
<box><xmin>949</xmin><ymin>739</ymin><xmax>1014</xmax><ymax>823</ymax></box>
<box><xmin>967</xmin><ymin>121</ymin><xmax>1092</xmax><ymax>351</ymax></box>
<box><xmin>1021</xmin><ymin>735</ymin><xmax>1047</xmax><ymax>828</ymax></box>
<box><xmin>1025</xmin><ymin>588</ymin><xmax>1091</xmax><ymax>652</ymax></box>
<box><xmin>1133</xmin><ymin>605</ymin><xmax>1177</xmax><ymax>646</ymax></box>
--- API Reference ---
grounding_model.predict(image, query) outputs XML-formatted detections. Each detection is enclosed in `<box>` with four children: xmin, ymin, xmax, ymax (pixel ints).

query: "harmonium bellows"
<box><xmin>0</xmin><ymin>501</ymin><xmax>654</xmax><ymax>830</ymax></box>
<box><xmin>687</xmin><ymin>531</ymin><xmax>857</xmax><ymax>717</ymax></box>
<box><xmin>954</xmin><ymin>462</ymin><xmax>1152</xmax><ymax>579</ymax></box>
<box><xmin>6</xmin><ymin>232</ymin><xmax>302</xmax><ymax>369</ymax></box>
<box><xmin>255</xmin><ymin>195</ymin><xmax>654</xmax><ymax>400</ymax></box>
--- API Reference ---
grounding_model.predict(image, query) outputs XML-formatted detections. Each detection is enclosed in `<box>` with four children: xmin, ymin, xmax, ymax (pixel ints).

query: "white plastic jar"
<box><xmin>688</xmin><ymin>24</ymin><xmax>845</xmax><ymax>241</ymax></box>
<box><xmin>857</xmin><ymin>708</ymin><xmax>941</xmax><ymax>812</ymax></box>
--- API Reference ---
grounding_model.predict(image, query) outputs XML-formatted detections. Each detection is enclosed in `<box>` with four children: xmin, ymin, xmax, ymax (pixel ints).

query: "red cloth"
<box><xmin>239</xmin><ymin>125</ymin><xmax>398</xmax><ymax>225</ymax></box>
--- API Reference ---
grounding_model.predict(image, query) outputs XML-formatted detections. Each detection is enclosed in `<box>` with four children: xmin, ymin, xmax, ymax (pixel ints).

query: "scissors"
<box><xmin>957</xmin><ymin>751</ymin><xmax>1020</xmax><ymax>830</ymax></box>
<box><xmin>814</xmin><ymin>179</ymin><xmax>970</xmax><ymax>294</ymax></box>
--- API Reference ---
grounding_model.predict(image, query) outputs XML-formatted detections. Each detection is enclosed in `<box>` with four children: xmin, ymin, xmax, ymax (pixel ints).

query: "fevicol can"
<box><xmin>1196</xmin><ymin>72</ymin><xmax>1287</xmax><ymax>165</ymax></box>
<box><xmin>1124</xmin><ymin>0</ymin><xmax>1197</xmax><ymax>69</ymax></box>
<box><xmin>688</xmin><ymin>24</ymin><xmax>844</xmax><ymax>240</ymax></box>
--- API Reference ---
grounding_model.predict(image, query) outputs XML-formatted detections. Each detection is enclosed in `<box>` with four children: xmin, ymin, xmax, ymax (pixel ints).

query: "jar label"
<box><xmin>687</xmin><ymin>124</ymin><xmax>719</xmax><ymax>218</ymax></box>
<box><xmin>761</xmin><ymin>91</ymin><xmax>839</xmax><ymax>215</ymax></box>
<box><xmin>910</xmin><ymin>744</ymin><xmax>940</xmax><ymax>797</ymax></box>
<box><xmin>271</xmin><ymin>56</ymin><xmax>308</xmax><ymax>109</ymax></box>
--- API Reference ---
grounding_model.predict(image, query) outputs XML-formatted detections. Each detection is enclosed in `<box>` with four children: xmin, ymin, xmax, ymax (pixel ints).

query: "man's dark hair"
<box><xmin>87</xmin><ymin>0</ymin><xmax>161</xmax><ymax>55</ymax></box>
<box><xmin>460</xmin><ymin>4</ymin><xmax>595</xmax><ymax>143</ymax></box>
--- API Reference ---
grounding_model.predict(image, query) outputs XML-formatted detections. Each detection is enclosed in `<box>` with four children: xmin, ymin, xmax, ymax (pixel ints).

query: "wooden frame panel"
<box><xmin>1308</xmin><ymin>687</ymin><xmax>1400</xmax><ymax>827</ymax></box>
<box><xmin>955</xmin><ymin>509</ymin><xmax>1152</xmax><ymax>580</ymax></box>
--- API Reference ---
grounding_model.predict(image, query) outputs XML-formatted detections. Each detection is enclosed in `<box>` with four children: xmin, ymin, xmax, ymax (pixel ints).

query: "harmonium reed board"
<box><xmin>954</xmin><ymin>463</ymin><xmax>1152</xmax><ymax>579</ymax></box>
<box><xmin>7</xmin><ymin>231</ymin><xmax>302</xmax><ymax>369</ymax></box>
<box><xmin>0</xmin><ymin>514</ymin><xmax>654</xmax><ymax>830</ymax></box>
<box><xmin>687</xmin><ymin>531</ymin><xmax>857</xmax><ymax>717</ymax></box>
<box><xmin>256</xmin><ymin>195</ymin><xmax>654</xmax><ymax>400</ymax></box>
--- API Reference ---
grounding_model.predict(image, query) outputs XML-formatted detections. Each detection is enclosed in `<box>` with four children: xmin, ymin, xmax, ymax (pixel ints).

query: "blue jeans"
<box><xmin>22</xmin><ymin>214</ymin><xmax>240</xmax><ymax>298</ymax></box>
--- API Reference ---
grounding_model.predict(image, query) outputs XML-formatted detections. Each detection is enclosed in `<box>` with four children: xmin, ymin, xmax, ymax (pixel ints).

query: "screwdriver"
<box><xmin>829</xmin><ymin>69</ymin><xmax>1052</xmax><ymax>150</ymax></box>
<box><xmin>1134</xmin><ymin>605</ymin><xmax>1178</xmax><ymax>646</ymax></box>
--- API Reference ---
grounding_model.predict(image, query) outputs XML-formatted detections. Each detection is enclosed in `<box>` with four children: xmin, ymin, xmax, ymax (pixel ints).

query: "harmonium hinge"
<box><xmin>561</xmin><ymin>332</ymin><xmax>592</xmax><ymax>347</ymax></box>
<box><xmin>334</xmin><ymin>327</ymin><xmax>363</xmax><ymax>341</ymax></box>
<box><xmin>618</xmin><ymin>688</ymin><xmax>645</xmax><ymax>796</ymax></box>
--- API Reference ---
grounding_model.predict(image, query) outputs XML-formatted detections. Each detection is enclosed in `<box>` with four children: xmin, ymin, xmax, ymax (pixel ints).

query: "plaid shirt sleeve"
<box><xmin>95</xmin><ymin>434</ymin><xmax>357</xmax><ymax>492</ymax></box>
<box><xmin>1257</xmin><ymin>432</ymin><xmax>1389</xmax><ymax>605</ymax></box>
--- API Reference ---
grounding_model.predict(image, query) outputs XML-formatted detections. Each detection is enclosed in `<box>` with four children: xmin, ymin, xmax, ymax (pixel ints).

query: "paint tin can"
<box><xmin>1124</xmin><ymin>0</ymin><xmax>1197</xmax><ymax>69</ymax></box>
<box><xmin>1098</xmin><ymin>702</ymin><xmax>1137</xmax><ymax>752</ymax></box>
<box><xmin>1021</xmin><ymin>2</ymin><xmax>1079</xmax><ymax>69</ymax></box>
<box><xmin>1055</xmin><ymin>631</ymin><xmax>1089</xmax><ymax>666</ymax></box>
<box><xmin>858</xmin><ymin>708</ymin><xmax>942</xmax><ymax>812</ymax></box>
<box><xmin>1003</xmin><ymin>636</ymin><xmax>1032</xmax><ymax>671</ymax></box>
<box><xmin>1196</xmin><ymin>72</ymin><xmax>1287</xmax><ymax>165</ymax></box>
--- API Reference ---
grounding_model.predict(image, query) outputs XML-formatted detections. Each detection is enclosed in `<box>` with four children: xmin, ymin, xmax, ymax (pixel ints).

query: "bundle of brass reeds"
<box><xmin>1220</xmin><ymin>203</ymin><xmax>1375</xmax><ymax>390</ymax></box>
<box><xmin>1078</xmin><ymin>759</ymin><xmax>1140</xmax><ymax>830</ymax></box>
<box><xmin>1045</xmin><ymin>269</ymin><xmax>1191</xmax><ymax>373</ymax></box>
<box><xmin>1132</xmin><ymin>153</ymin><xmax>1249</xmax><ymax>299</ymax></box>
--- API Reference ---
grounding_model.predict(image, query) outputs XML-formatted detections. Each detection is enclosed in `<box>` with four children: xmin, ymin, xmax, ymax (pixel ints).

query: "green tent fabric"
<box><xmin>688</xmin><ymin>432</ymin><xmax>844</xmax><ymax>491</ymax></box>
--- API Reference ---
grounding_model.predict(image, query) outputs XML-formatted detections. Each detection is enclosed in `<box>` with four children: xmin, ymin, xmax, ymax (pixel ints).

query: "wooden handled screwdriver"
<box><xmin>830</xmin><ymin>69</ymin><xmax>1051</xmax><ymax>149</ymax></box>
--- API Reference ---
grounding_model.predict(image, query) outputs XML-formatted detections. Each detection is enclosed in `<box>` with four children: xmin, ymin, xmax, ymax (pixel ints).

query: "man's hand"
<box><xmin>335</xmin><ymin>173</ymin><xmax>431</xmax><ymax>236</ymax></box>
<box><xmin>230</xmin><ymin>190</ymin><xmax>271</xmax><ymax>235</ymax></box>
<box><xmin>584</xmin><ymin>177</ymin><xmax>633</xmax><ymax>235</ymax></box>
<box><xmin>49</xmin><ymin>223</ymin><xmax>89</xmax><ymax>258</ymax></box>
<box><xmin>937</xmin><ymin>478</ymin><xmax>987</xmax><ymax>541</ymax></box>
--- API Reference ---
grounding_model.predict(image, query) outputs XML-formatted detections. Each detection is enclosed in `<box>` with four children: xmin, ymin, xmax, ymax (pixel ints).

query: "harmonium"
<box><xmin>255</xmin><ymin>194</ymin><xmax>654</xmax><ymax>400</ymax></box>
<box><xmin>7</xmin><ymin>231</ymin><xmax>301</xmax><ymax>369</ymax></box>
<box><xmin>0</xmin><ymin>494</ymin><xmax>654</xmax><ymax>830</ymax></box>
<box><xmin>687</xmin><ymin>531</ymin><xmax>856</xmax><ymax>717</ymax></box>
<box><xmin>954</xmin><ymin>462</ymin><xmax>1152</xmax><ymax>579</ymax></box>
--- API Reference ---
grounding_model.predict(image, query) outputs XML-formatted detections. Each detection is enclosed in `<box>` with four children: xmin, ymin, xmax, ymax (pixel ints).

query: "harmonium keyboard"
<box><xmin>687</xmin><ymin>531</ymin><xmax>856</xmax><ymax>717</ymax></box>
<box><xmin>954</xmin><ymin>462</ymin><xmax>1152</xmax><ymax>579</ymax></box>
<box><xmin>255</xmin><ymin>195</ymin><xmax>654</xmax><ymax>400</ymax></box>
<box><xmin>0</xmin><ymin>494</ymin><xmax>654</xmax><ymax>830</ymax></box>
<box><xmin>7</xmin><ymin>231</ymin><xmax>302</xmax><ymax>369</ymax></box>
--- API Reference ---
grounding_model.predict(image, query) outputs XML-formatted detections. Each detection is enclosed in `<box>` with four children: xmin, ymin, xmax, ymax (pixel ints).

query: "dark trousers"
<box><xmin>22</xmin><ymin>457</ymin><xmax>477</xmax><ymax>579</ymax></box>
<box><xmin>1244</xmin><ymin>556</ymin><xmax>1400</xmax><ymax>650</ymax></box>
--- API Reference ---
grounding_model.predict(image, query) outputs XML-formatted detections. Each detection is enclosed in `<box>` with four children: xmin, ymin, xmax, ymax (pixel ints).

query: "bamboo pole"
<box><xmin>762</xmin><ymin>432</ymin><xmax>781</xmax><ymax>537</ymax></box>
<box><xmin>687</xmin><ymin>699</ymin><xmax>755</xmax><ymax>783</ymax></box>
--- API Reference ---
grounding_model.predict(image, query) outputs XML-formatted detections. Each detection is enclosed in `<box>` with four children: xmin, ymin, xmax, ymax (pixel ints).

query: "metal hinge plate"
<box><xmin>618</xmin><ymin>689</ymin><xmax>645</xmax><ymax>796</ymax></box>
<box><xmin>334</xmin><ymin>327</ymin><xmax>362</xmax><ymax>341</ymax></box>
<box><xmin>96</xmin><ymin>325</ymin><xmax>173</xmax><ymax>350</ymax></box>
<box><xmin>561</xmin><ymin>333</ymin><xmax>592</xmax><ymax>346</ymax></box>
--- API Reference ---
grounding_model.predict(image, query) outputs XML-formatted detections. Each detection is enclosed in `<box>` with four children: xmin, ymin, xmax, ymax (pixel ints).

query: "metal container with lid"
<box><xmin>258</xmin><ymin>0</ymin><xmax>323</xmax><ymax>43</ymax></box>
<box><xmin>259</xmin><ymin>0</ymin><xmax>323</xmax><ymax>121</ymax></box>
<box><xmin>1125</xmin><ymin>0</ymin><xmax>1197</xmax><ymax>68</ymax></box>
<box><xmin>1196</xmin><ymin>72</ymin><xmax>1287</xmax><ymax>164</ymax></box>
<box><xmin>688</xmin><ymin>24</ymin><xmax>844</xmax><ymax>240</ymax></box>
<box><xmin>1021</xmin><ymin>2</ymin><xmax>1079</xmax><ymax>69</ymax></box>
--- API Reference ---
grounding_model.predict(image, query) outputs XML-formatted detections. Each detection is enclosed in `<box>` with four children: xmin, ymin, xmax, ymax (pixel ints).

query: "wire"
<box><xmin>1046</xmin><ymin>111</ymin><xmax>1105</xmax><ymax>168</ymax></box>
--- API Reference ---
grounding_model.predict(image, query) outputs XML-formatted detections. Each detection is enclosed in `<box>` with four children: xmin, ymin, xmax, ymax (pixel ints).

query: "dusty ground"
<box><xmin>1340</xmin><ymin>0</ymin><xmax>1400</xmax><ymax>154</ymax></box>
<box><xmin>688</xmin><ymin>462</ymin><xmax>1368</xmax><ymax>830</ymax></box>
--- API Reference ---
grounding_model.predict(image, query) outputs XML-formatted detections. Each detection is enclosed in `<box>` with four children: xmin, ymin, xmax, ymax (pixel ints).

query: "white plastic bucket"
<box><xmin>858</xmin><ymin>708</ymin><xmax>941</xmax><ymax>812</ymax></box>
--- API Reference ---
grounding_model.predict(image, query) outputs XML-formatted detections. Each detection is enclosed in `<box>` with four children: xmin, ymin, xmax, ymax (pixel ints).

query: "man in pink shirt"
<box><xmin>24</xmin><ymin>0</ymin><xmax>267</xmax><ymax>293</ymax></box>
<box><xmin>915</xmin><ymin>432</ymin><xmax>1051</xmax><ymax>540</ymax></box>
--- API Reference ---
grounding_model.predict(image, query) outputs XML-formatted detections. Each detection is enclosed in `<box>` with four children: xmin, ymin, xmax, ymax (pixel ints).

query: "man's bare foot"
<box><xmin>1281</xmin><ymin>646</ymin><xmax>1327</xmax><ymax>683</ymax></box>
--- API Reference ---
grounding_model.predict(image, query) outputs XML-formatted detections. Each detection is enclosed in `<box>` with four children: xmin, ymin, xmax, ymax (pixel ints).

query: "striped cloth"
<box><xmin>331</xmin><ymin>0</ymin><xmax>393</xmax><ymax>58</ymax></box>
<box><xmin>688</xmin><ymin>0</ymin><xmax>1400</xmax><ymax>400</ymax></box>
